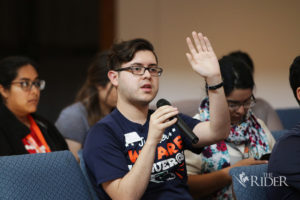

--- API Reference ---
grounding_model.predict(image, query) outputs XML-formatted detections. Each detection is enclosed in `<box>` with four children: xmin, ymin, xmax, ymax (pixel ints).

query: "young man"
<box><xmin>83</xmin><ymin>32</ymin><xmax>230</xmax><ymax>200</ymax></box>
<box><xmin>267</xmin><ymin>56</ymin><xmax>300</xmax><ymax>199</ymax></box>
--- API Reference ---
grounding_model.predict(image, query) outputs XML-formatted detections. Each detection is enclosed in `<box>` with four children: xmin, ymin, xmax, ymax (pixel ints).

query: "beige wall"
<box><xmin>116</xmin><ymin>0</ymin><xmax>300</xmax><ymax>108</ymax></box>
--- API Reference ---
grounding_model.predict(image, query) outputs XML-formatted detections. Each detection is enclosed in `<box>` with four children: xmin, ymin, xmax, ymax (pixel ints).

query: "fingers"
<box><xmin>198</xmin><ymin>32</ymin><xmax>208</xmax><ymax>52</ymax></box>
<box><xmin>203</xmin><ymin>36</ymin><xmax>213</xmax><ymax>52</ymax></box>
<box><xmin>153</xmin><ymin>105</ymin><xmax>178</xmax><ymax>123</ymax></box>
<box><xmin>185</xmin><ymin>53</ymin><xmax>196</xmax><ymax>66</ymax></box>
<box><xmin>192</xmin><ymin>31</ymin><xmax>204</xmax><ymax>52</ymax></box>
<box><xmin>151</xmin><ymin>106</ymin><xmax>178</xmax><ymax>130</ymax></box>
<box><xmin>186</xmin><ymin>31</ymin><xmax>210</xmax><ymax>55</ymax></box>
<box><xmin>253</xmin><ymin>159</ymin><xmax>268</xmax><ymax>164</ymax></box>
<box><xmin>162</xmin><ymin>117</ymin><xmax>178</xmax><ymax>128</ymax></box>
<box><xmin>186</xmin><ymin>37</ymin><xmax>197</xmax><ymax>56</ymax></box>
<box><xmin>247</xmin><ymin>158</ymin><xmax>268</xmax><ymax>165</ymax></box>
<box><xmin>148</xmin><ymin>106</ymin><xmax>178</xmax><ymax>143</ymax></box>
<box><xmin>234</xmin><ymin>158</ymin><xmax>268</xmax><ymax>167</ymax></box>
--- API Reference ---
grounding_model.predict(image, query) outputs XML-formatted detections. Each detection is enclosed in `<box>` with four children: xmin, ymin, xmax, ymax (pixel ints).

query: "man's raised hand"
<box><xmin>186</xmin><ymin>31</ymin><xmax>220</xmax><ymax>79</ymax></box>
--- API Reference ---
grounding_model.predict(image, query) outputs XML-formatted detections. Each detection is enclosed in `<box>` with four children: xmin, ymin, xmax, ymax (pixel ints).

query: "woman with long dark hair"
<box><xmin>55</xmin><ymin>51</ymin><xmax>117</xmax><ymax>160</ymax></box>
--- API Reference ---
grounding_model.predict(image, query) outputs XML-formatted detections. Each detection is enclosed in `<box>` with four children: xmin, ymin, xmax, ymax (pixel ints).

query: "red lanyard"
<box><xmin>24</xmin><ymin>115</ymin><xmax>51</xmax><ymax>153</ymax></box>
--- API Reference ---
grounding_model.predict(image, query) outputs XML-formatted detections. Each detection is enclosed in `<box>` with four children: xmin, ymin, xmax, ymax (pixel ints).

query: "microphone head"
<box><xmin>156</xmin><ymin>98</ymin><xmax>171</xmax><ymax>108</ymax></box>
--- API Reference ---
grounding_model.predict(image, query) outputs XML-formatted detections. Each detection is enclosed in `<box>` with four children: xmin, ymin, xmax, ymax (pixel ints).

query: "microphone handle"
<box><xmin>176</xmin><ymin>116</ymin><xmax>199</xmax><ymax>144</ymax></box>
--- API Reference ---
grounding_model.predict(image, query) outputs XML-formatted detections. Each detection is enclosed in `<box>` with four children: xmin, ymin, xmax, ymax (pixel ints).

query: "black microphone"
<box><xmin>156</xmin><ymin>98</ymin><xmax>199</xmax><ymax>144</ymax></box>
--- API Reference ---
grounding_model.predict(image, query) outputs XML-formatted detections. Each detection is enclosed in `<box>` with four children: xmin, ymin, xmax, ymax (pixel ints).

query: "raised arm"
<box><xmin>185</xmin><ymin>31</ymin><xmax>230</xmax><ymax>147</ymax></box>
<box><xmin>102</xmin><ymin>106</ymin><xmax>178</xmax><ymax>200</ymax></box>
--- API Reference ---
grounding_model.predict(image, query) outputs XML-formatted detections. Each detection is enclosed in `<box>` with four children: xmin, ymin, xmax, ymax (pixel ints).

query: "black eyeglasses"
<box><xmin>114</xmin><ymin>64</ymin><xmax>163</xmax><ymax>77</ymax></box>
<box><xmin>227</xmin><ymin>95</ymin><xmax>256</xmax><ymax>111</ymax></box>
<box><xmin>10</xmin><ymin>80</ymin><xmax>46</xmax><ymax>91</ymax></box>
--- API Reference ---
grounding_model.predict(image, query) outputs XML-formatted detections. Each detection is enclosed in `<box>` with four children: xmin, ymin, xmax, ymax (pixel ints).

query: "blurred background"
<box><xmin>1</xmin><ymin>0</ymin><xmax>299</xmax><ymax>122</ymax></box>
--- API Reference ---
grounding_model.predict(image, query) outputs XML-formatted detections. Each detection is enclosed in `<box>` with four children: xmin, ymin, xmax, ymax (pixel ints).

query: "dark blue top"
<box><xmin>83</xmin><ymin>108</ymin><xmax>202</xmax><ymax>200</ymax></box>
<box><xmin>267</xmin><ymin>122</ymin><xmax>300</xmax><ymax>200</ymax></box>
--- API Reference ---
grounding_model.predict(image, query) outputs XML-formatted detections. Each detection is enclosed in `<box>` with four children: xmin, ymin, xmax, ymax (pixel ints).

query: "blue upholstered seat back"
<box><xmin>229</xmin><ymin>164</ymin><xmax>268</xmax><ymax>200</ymax></box>
<box><xmin>271</xmin><ymin>129</ymin><xmax>289</xmax><ymax>141</ymax></box>
<box><xmin>78</xmin><ymin>150</ymin><xmax>100</xmax><ymax>200</ymax></box>
<box><xmin>276</xmin><ymin>108</ymin><xmax>300</xmax><ymax>130</ymax></box>
<box><xmin>0</xmin><ymin>151</ymin><xmax>93</xmax><ymax>200</ymax></box>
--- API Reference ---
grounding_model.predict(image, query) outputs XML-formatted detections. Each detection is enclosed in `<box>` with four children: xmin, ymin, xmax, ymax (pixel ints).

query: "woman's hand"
<box><xmin>223</xmin><ymin>158</ymin><xmax>268</xmax><ymax>182</ymax></box>
<box><xmin>231</xmin><ymin>158</ymin><xmax>268</xmax><ymax>168</ymax></box>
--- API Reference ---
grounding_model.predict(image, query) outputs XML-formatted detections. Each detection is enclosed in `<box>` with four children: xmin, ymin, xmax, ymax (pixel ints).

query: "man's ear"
<box><xmin>296</xmin><ymin>87</ymin><xmax>300</xmax><ymax>102</ymax></box>
<box><xmin>108</xmin><ymin>70</ymin><xmax>119</xmax><ymax>87</ymax></box>
<box><xmin>0</xmin><ymin>84</ymin><xmax>8</xmax><ymax>99</ymax></box>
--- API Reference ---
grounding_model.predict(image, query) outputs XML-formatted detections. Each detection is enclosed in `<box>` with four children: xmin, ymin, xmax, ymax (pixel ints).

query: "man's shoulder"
<box><xmin>89</xmin><ymin>109</ymin><xmax>124</xmax><ymax>135</ymax></box>
<box><xmin>278</xmin><ymin>123</ymin><xmax>300</xmax><ymax>144</ymax></box>
<box><xmin>273</xmin><ymin>127</ymin><xmax>300</xmax><ymax>152</ymax></box>
<box><xmin>269</xmin><ymin>125</ymin><xmax>300</xmax><ymax>167</ymax></box>
<box><xmin>97</xmin><ymin>109</ymin><xmax>121</xmax><ymax>125</ymax></box>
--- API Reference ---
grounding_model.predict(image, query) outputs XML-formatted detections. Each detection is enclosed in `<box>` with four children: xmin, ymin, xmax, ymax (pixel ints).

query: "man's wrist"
<box><xmin>206</xmin><ymin>82</ymin><xmax>223</xmax><ymax>90</ymax></box>
<box><xmin>205</xmin><ymin>74</ymin><xmax>223</xmax><ymax>89</ymax></box>
<box><xmin>145</xmin><ymin>138</ymin><xmax>160</xmax><ymax>147</ymax></box>
<box><xmin>205</xmin><ymin>74</ymin><xmax>222</xmax><ymax>85</ymax></box>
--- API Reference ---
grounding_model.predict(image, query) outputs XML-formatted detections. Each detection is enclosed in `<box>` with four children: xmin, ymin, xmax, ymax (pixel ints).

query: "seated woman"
<box><xmin>185</xmin><ymin>55</ymin><xmax>276</xmax><ymax>200</ymax></box>
<box><xmin>0</xmin><ymin>56</ymin><xmax>68</xmax><ymax>156</ymax></box>
<box><xmin>228</xmin><ymin>50</ymin><xmax>283</xmax><ymax>131</ymax></box>
<box><xmin>55</xmin><ymin>51</ymin><xmax>117</xmax><ymax>161</ymax></box>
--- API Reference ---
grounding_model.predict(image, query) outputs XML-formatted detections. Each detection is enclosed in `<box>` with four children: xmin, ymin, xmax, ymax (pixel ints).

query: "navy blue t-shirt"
<box><xmin>267</xmin><ymin>122</ymin><xmax>300</xmax><ymax>200</ymax></box>
<box><xmin>83</xmin><ymin>108</ymin><xmax>202</xmax><ymax>200</ymax></box>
